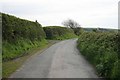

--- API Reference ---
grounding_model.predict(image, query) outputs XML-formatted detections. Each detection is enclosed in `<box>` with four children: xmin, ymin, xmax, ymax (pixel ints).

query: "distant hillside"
<box><xmin>83</xmin><ymin>28</ymin><xmax>118</xmax><ymax>32</ymax></box>
<box><xmin>43</xmin><ymin>26</ymin><xmax>77</xmax><ymax>40</ymax></box>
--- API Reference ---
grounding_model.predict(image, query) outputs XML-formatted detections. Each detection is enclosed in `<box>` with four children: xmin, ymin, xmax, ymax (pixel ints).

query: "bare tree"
<box><xmin>62</xmin><ymin>19</ymin><xmax>82</xmax><ymax>35</ymax></box>
<box><xmin>62</xmin><ymin>19</ymin><xmax>81</xmax><ymax>29</ymax></box>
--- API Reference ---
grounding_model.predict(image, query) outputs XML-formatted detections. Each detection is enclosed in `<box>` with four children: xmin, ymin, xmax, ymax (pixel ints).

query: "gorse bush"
<box><xmin>2</xmin><ymin>13</ymin><xmax>47</xmax><ymax>61</ymax></box>
<box><xmin>77</xmin><ymin>31</ymin><xmax>119</xmax><ymax>79</ymax></box>
<box><xmin>43</xmin><ymin>26</ymin><xmax>77</xmax><ymax>40</ymax></box>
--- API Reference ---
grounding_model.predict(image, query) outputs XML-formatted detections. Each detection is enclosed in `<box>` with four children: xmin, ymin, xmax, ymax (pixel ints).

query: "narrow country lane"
<box><xmin>10</xmin><ymin>39</ymin><xmax>98</xmax><ymax>78</ymax></box>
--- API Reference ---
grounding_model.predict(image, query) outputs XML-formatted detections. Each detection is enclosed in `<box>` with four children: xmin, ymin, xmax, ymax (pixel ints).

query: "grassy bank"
<box><xmin>2</xmin><ymin>13</ymin><xmax>46</xmax><ymax>61</ymax></box>
<box><xmin>3</xmin><ymin>39</ymin><xmax>47</xmax><ymax>61</ymax></box>
<box><xmin>77</xmin><ymin>32</ymin><xmax>119</xmax><ymax>79</ymax></box>
<box><xmin>3</xmin><ymin>40</ymin><xmax>59</xmax><ymax>78</ymax></box>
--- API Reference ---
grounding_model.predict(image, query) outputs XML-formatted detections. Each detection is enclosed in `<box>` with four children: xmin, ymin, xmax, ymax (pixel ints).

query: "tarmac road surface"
<box><xmin>10</xmin><ymin>39</ymin><xmax>98</xmax><ymax>78</ymax></box>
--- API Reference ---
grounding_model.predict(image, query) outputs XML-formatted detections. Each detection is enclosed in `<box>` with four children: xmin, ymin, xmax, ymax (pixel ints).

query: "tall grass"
<box><xmin>3</xmin><ymin>39</ymin><xmax>47</xmax><ymax>61</ymax></box>
<box><xmin>77</xmin><ymin>31</ymin><xmax>119</xmax><ymax>79</ymax></box>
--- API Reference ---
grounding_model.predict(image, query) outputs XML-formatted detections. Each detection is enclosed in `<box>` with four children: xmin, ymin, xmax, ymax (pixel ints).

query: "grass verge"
<box><xmin>2</xmin><ymin>40</ymin><xmax>60</xmax><ymax>78</ymax></box>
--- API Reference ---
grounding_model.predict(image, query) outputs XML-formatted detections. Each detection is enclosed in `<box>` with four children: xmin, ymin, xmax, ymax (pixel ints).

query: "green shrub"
<box><xmin>77</xmin><ymin>31</ymin><xmax>119</xmax><ymax>79</ymax></box>
<box><xmin>2</xmin><ymin>13</ymin><xmax>46</xmax><ymax>42</ymax></box>
<box><xmin>43</xmin><ymin>26</ymin><xmax>77</xmax><ymax>40</ymax></box>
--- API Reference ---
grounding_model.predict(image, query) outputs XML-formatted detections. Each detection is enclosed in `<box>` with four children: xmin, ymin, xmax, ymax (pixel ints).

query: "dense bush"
<box><xmin>2</xmin><ymin>13</ymin><xmax>46</xmax><ymax>42</ymax></box>
<box><xmin>77</xmin><ymin>31</ymin><xmax>119</xmax><ymax>79</ymax></box>
<box><xmin>43</xmin><ymin>26</ymin><xmax>77</xmax><ymax>40</ymax></box>
<box><xmin>2</xmin><ymin>13</ymin><xmax>46</xmax><ymax>61</ymax></box>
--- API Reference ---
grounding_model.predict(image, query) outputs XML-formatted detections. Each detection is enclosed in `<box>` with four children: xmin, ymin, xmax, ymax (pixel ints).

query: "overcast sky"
<box><xmin>1</xmin><ymin>0</ymin><xmax>119</xmax><ymax>29</ymax></box>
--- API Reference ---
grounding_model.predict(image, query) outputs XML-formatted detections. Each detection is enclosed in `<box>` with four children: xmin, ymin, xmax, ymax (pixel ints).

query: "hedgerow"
<box><xmin>77</xmin><ymin>31</ymin><xmax>119</xmax><ymax>79</ymax></box>
<box><xmin>2</xmin><ymin>13</ymin><xmax>46</xmax><ymax>61</ymax></box>
<box><xmin>43</xmin><ymin>26</ymin><xmax>77</xmax><ymax>40</ymax></box>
